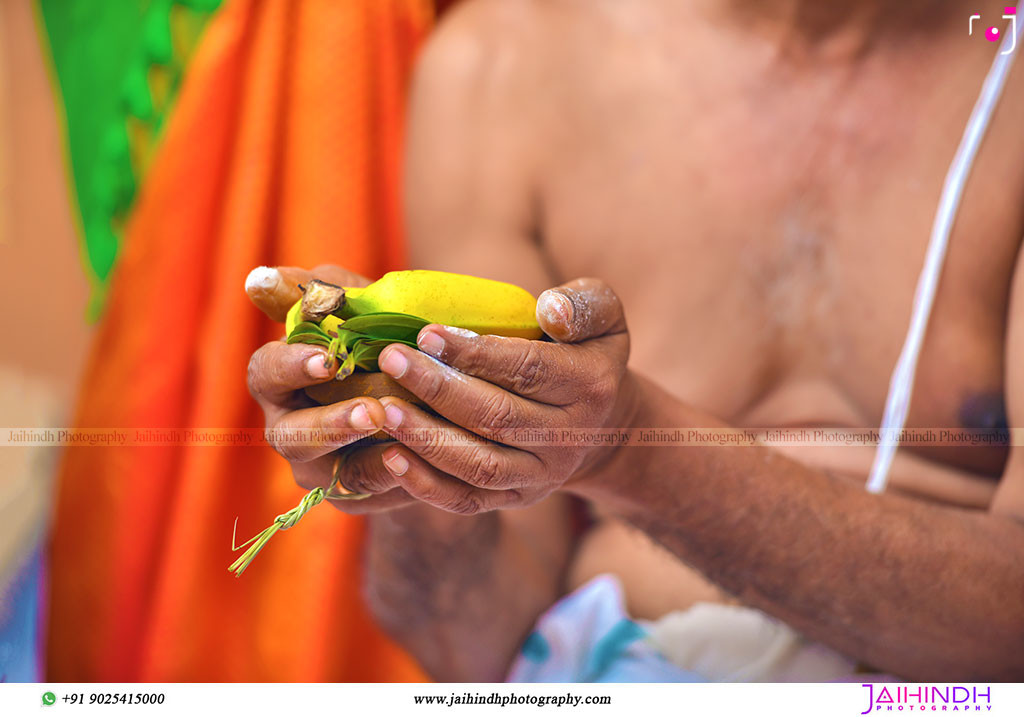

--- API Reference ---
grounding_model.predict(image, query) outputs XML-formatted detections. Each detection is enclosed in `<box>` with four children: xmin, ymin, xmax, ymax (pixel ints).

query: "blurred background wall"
<box><xmin>0</xmin><ymin>0</ymin><xmax>464</xmax><ymax>682</ymax></box>
<box><xmin>0</xmin><ymin>0</ymin><xmax>93</xmax><ymax>682</ymax></box>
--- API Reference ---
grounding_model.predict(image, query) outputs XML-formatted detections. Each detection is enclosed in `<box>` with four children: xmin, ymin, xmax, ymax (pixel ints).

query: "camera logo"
<box><xmin>970</xmin><ymin>7</ymin><xmax>1017</xmax><ymax>54</ymax></box>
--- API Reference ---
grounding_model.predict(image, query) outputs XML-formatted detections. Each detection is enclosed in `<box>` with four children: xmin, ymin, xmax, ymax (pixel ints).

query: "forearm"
<box><xmin>570</xmin><ymin>374</ymin><xmax>1024</xmax><ymax>680</ymax></box>
<box><xmin>364</xmin><ymin>500</ymin><xmax>570</xmax><ymax>681</ymax></box>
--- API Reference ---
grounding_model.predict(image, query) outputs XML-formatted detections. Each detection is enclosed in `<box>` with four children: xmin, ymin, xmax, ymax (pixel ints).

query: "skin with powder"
<box><xmin>246</xmin><ymin>0</ymin><xmax>1024</xmax><ymax>681</ymax></box>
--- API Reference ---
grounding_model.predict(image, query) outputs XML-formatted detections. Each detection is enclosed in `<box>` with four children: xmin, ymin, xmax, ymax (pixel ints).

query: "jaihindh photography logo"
<box><xmin>860</xmin><ymin>685</ymin><xmax>993</xmax><ymax>713</ymax></box>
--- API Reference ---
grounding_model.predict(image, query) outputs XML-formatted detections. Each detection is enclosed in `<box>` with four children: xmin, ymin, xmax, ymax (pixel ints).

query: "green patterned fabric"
<box><xmin>36</xmin><ymin>0</ymin><xmax>222</xmax><ymax>318</ymax></box>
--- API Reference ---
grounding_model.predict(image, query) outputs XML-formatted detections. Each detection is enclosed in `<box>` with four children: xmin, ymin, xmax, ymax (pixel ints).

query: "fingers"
<box><xmin>292</xmin><ymin>444</ymin><xmax>403</xmax><ymax>495</ymax></box>
<box><xmin>379</xmin><ymin>443</ymin><xmax>523</xmax><ymax>515</ymax></box>
<box><xmin>267</xmin><ymin>399</ymin><xmax>385</xmax><ymax>463</ymax></box>
<box><xmin>290</xmin><ymin>445</ymin><xmax>417</xmax><ymax>515</ymax></box>
<box><xmin>378</xmin><ymin>343</ymin><xmax>558</xmax><ymax>442</ymax></box>
<box><xmin>536</xmin><ymin>277</ymin><xmax>628</xmax><ymax>344</ymax></box>
<box><xmin>414</xmin><ymin>324</ymin><xmax>602</xmax><ymax>405</ymax></box>
<box><xmin>291</xmin><ymin>452</ymin><xmax>341</xmax><ymax>491</ymax></box>
<box><xmin>244</xmin><ymin>265</ymin><xmax>371</xmax><ymax>322</ymax></box>
<box><xmin>326</xmin><ymin>443</ymin><xmax>404</xmax><ymax>496</ymax></box>
<box><xmin>248</xmin><ymin>340</ymin><xmax>338</xmax><ymax>411</ymax></box>
<box><xmin>379</xmin><ymin>397</ymin><xmax>546</xmax><ymax>490</ymax></box>
<box><xmin>325</xmin><ymin>488</ymin><xmax>417</xmax><ymax>515</ymax></box>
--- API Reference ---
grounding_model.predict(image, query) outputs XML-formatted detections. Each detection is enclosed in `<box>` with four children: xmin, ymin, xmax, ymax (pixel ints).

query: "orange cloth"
<box><xmin>48</xmin><ymin>0</ymin><xmax>431</xmax><ymax>681</ymax></box>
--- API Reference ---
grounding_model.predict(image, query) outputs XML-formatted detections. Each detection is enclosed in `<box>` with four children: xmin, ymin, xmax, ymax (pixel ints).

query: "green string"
<box><xmin>229</xmin><ymin>450</ymin><xmax>371</xmax><ymax>577</ymax></box>
<box><xmin>228</xmin><ymin>486</ymin><xmax>326</xmax><ymax>577</ymax></box>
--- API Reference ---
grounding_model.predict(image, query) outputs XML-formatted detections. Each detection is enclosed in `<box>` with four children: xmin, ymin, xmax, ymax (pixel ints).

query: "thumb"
<box><xmin>245</xmin><ymin>266</ymin><xmax>314</xmax><ymax>323</ymax></box>
<box><xmin>245</xmin><ymin>265</ymin><xmax>371</xmax><ymax>323</ymax></box>
<box><xmin>536</xmin><ymin>278</ymin><xmax>628</xmax><ymax>343</ymax></box>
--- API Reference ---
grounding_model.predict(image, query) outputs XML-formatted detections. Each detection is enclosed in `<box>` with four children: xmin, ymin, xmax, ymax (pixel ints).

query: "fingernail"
<box><xmin>538</xmin><ymin>290</ymin><xmax>573</xmax><ymax>326</ymax></box>
<box><xmin>306</xmin><ymin>353</ymin><xmax>331</xmax><ymax>379</ymax></box>
<box><xmin>379</xmin><ymin>348</ymin><xmax>409</xmax><ymax>378</ymax></box>
<box><xmin>442</xmin><ymin>325</ymin><xmax>479</xmax><ymax>339</ymax></box>
<box><xmin>349</xmin><ymin>404</ymin><xmax>377</xmax><ymax>431</ymax></box>
<box><xmin>245</xmin><ymin>266</ymin><xmax>279</xmax><ymax>293</ymax></box>
<box><xmin>384</xmin><ymin>404</ymin><xmax>404</xmax><ymax>430</ymax></box>
<box><xmin>383</xmin><ymin>450</ymin><xmax>409</xmax><ymax>476</ymax></box>
<box><xmin>417</xmin><ymin>330</ymin><xmax>445</xmax><ymax>358</ymax></box>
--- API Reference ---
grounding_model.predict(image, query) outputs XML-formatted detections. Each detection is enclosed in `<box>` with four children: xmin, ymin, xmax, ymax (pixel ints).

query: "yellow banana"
<box><xmin>288</xmin><ymin>270</ymin><xmax>541</xmax><ymax>339</ymax></box>
<box><xmin>349</xmin><ymin>271</ymin><xmax>542</xmax><ymax>338</ymax></box>
<box><xmin>233</xmin><ymin>270</ymin><xmax>542</xmax><ymax>577</ymax></box>
<box><xmin>285</xmin><ymin>298</ymin><xmax>305</xmax><ymax>336</ymax></box>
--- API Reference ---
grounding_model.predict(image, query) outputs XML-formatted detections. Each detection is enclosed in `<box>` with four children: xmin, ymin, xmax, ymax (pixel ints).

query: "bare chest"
<box><xmin>537</xmin><ymin>30</ymin><xmax>1024</xmax><ymax>477</ymax></box>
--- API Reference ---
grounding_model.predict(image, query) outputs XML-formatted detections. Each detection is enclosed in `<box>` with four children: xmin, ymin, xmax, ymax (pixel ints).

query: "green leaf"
<box><xmin>350</xmin><ymin>340</ymin><xmax>384</xmax><ymax>371</ymax></box>
<box><xmin>286</xmin><ymin>322</ymin><xmax>330</xmax><ymax>345</ymax></box>
<box><xmin>332</xmin><ymin>328</ymin><xmax>363</xmax><ymax>347</ymax></box>
<box><xmin>287</xmin><ymin>333</ymin><xmax>330</xmax><ymax>348</ymax></box>
<box><xmin>357</xmin><ymin>337</ymin><xmax>418</xmax><ymax>351</ymax></box>
<box><xmin>340</xmin><ymin>312</ymin><xmax>427</xmax><ymax>342</ymax></box>
<box><xmin>289</xmin><ymin>321</ymin><xmax>328</xmax><ymax>336</ymax></box>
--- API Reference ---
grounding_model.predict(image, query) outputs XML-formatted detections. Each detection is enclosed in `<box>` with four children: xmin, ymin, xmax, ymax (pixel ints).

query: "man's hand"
<box><xmin>370</xmin><ymin>277</ymin><xmax>635</xmax><ymax>514</ymax></box>
<box><xmin>246</xmin><ymin>264</ymin><xmax>418</xmax><ymax>513</ymax></box>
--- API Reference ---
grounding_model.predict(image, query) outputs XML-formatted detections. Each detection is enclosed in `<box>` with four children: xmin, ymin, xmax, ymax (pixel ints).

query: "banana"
<box><xmin>286</xmin><ymin>271</ymin><xmax>542</xmax><ymax>377</ymax></box>
<box><xmin>287</xmin><ymin>270</ymin><xmax>541</xmax><ymax>343</ymax></box>
<box><xmin>285</xmin><ymin>298</ymin><xmax>305</xmax><ymax>336</ymax></box>
<box><xmin>233</xmin><ymin>271</ymin><xmax>542</xmax><ymax>577</ymax></box>
<box><xmin>339</xmin><ymin>270</ymin><xmax>542</xmax><ymax>339</ymax></box>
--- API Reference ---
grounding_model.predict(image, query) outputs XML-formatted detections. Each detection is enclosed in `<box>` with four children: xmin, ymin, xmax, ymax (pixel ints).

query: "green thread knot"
<box><xmin>229</xmin><ymin>486</ymin><xmax>326</xmax><ymax>577</ymax></box>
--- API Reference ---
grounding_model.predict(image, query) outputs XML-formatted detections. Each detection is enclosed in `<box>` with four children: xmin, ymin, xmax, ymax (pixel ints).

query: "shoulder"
<box><xmin>405</xmin><ymin>0</ymin><xmax>559</xmax><ymax>204</ymax></box>
<box><xmin>423</xmin><ymin>0</ymin><xmax>548</xmax><ymax>61</ymax></box>
<box><xmin>410</xmin><ymin>0</ymin><xmax>553</xmax><ymax>115</ymax></box>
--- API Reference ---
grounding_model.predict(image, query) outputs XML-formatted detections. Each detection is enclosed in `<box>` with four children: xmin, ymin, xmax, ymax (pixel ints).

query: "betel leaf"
<box><xmin>289</xmin><ymin>321</ymin><xmax>329</xmax><ymax>336</ymax></box>
<box><xmin>340</xmin><ymin>312</ymin><xmax>428</xmax><ymax>341</ymax></box>
<box><xmin>341</xmin><ymin>311</ymin><xmax>427</xmax><ymax>328</ymax></box>
<box><xmin>331</xmin><ymin>328</ymin><xmax>363</xmax><ymax>347</ymax></box>
<box><xmin>350</xmin><ymin>341</ymin><xmax>381</xmax><ymax>371</ymax></box>
<box><xmin>287</xmin><ymin>322</ymin><xmax>330</xmax><ymax>343</ymax></box>
<box><xmin>357</xmin><ymin>337</ymin><xmax>419</xmax><ymax>350</ymax></box>
<box><xmin>287</xmin><ymin>333</ymin><xmax>331</xmax><ymax>348</ymax></box>
<box><xmin>342</xmin><ymin>337</ymin><xmax>417</xmax><ymax>372</ymax></box>
<box><xmin>287</xmin><ymin>312</ymin><xmax>426</xmax><ymax>375</ymax></box>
